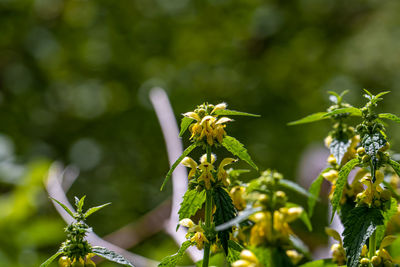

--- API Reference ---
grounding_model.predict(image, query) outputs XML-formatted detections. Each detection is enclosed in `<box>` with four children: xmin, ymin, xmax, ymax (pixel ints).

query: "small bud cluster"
<box><xmin>179</xmin><ymin>218</ymin><xmax>209</xmax><ymax>250</ymax></box>
<box><xmin>183</xmin><ymin>103</ymin><xmax>231</xmax><ymax>146</ymax></box>
<box><xmin>360</xmin><ymin>244</ymin><xmax>394</xmax><ymax>267</ymax></box>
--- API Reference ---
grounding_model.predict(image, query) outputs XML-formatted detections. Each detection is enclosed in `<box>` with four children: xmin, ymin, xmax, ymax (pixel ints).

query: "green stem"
<box><xmin>369</xmin><ymin>230</ymin><xmax>376</xmax><ymax>259</ymax></box>
<box><xmin>203</xmin><ymin>146</ymin><xmax>213</xmax><ymax>267</ymax></box>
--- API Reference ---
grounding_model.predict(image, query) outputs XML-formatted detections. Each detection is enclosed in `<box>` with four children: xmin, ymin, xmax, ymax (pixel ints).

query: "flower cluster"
<box><xmin>182</xmin><ymin>154</ymin><xmax>236</xmax><ymax>190</ymax></box>
<box><xmin>183</xmin><ymin>103</ymin><xmax>231</xmax><ymax>146</ymax></box>
<box><xmin>179</xmin><ymin>219</ymin><xmax>209</xmax><ymax>250</ymax></box>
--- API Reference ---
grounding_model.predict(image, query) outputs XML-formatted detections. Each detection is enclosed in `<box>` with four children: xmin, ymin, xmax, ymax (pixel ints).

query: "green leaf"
<box><xmin>40</xmin><ymin>250</ymin><xmax>63</xmax><ymax>267</ymax></box>
<box><xmin>158</xmin><ymin>241</ymin><xmax>192</xmax><ymax>267</ymax></box>
<box><xmin>308</xmin><ymin>168</ymin><xmax>330</xmax><ymax>218</ymax></box>
<box><xmin>213</xmin><ymin>109</ymin><xmax>260</xmax><ymax>117</ymax></box>
<box><xmin>379</xmin><ymin>113</ymin><xmax>400</xmax><ymax>123</ymax></box>
<box><xmin>179</xmin><ymin>117</ymin><xmax>194</xmax><ymax>137</ymax></box>
<box><xmin>279</xmin><ymin>179</ymin><xmax>313</xmax><ymax>198</ymax></box>
<box><xmin>362</xmin><ymin>132</ymin><xmax>387</xmax><ymax>180</ymax></box>
<box><xmin>289</xmin><ymin>235</ymin><xmax>310</xmax><ymax>258</ymax></box>
<box><xmin>84</xmin><ymin>202</ymin><xmax>111</xmax><ymax>219</ymax></box>
<box><xmin>178</xmin><ymin>189</ymin><xmax>206</xmax><ymax>221</ymax></box>
<box><xmin>92</xmin><ymin>246</ymin><xmax>134</xmax><ymax>267</ymax></box>
<box><xmin>343</xmin><ymin>206</ymin><xmax>384</xmax><ymax>267</ymax></box>
<box><xmin>75</xmin><ymin>196</ymin><xmax>86</xmax><ymax>213</ymax></box>
<box><xmin>213</xmin><ymin>187</ymin><xmax>237</xmax><ymax>255</ymax></box>
<box><xmin>323</xmin><ymin>107</ymin><xmax>362</xmax><ymax>117</ymax></box>
<box><xmin>161</xmin><ymin>143</ymin><xmax>198</xmax><ymax>191</ymax></box>
<box><xmin>50</xmin><ymin>197</ymin><xmax>75</xmax><ymax>218</ymax></box>
<box><xmin>222</xmin><ymin>136</ymin><xmax>258</xmax><ymax>171</ymax></box>
<box><xmin>251</xmin><ymin>246</ymin><xmax>272</xmax><ymax>267</ymax></box>
<box><xmin>226</xmin><ymin>240</ymin><xmax>244</xmax><ymax>263</ymax></box>
<box><xmin>287</xmin><ymin>202</ymin><xmax>312</xmax><ymax>231</ymax></box>
<box><xmin>331</xmin><ymin>158</ymin><xmax>359</xmax><ymax>222</ymax></box>
<box><xmin>329</xmin><ymin>138</ymin><xmax>351</xmax><ymax>166</ymax></box>
<box><xmin>376</xmin><ymin>198</ymin><xmax>397</xmax><ymax>247</ymax></box>
<box><xmin>215</xmin><ymin>207</ymin><xmax>262</xmax><ymax>231</ymax></box>
<box><xmin>287</xmin><ymin>112</ymin><xmax>328</xmax><ymax>125</ymax></box>
<box><xmin>389</xmin><ymin>159</ymin><xmax>400</xmax><ymax>178</ymax></box>
<box><xmin>299</xmin><ymin>259</ymin><xmax>337</xmax><ymax>267</ymax></box>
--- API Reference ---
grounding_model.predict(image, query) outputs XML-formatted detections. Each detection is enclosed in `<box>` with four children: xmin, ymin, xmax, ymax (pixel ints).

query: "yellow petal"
<box><xmin>219</xmin><ymin>158</ymin><xmax>237</xmax><ymax>169</ymax></box>
<box><xmin>181</xmin><ymin>157</ymin><xmax>197</xmax><ymax>169</ymax></box>
<box><xmin>216</xmin><ymin>117</ymin><xmax>233</xmax><ymax>125</ymax></box>
<box><xmin>179</xmin><ymin>218</ymin><xmax>195</xmax><ymax>228</ymax></box>
<box><xmin>183</xmin><ymin>112</ymin><xmax>200</xmax><ymax>121</ymax></box>
<box><xmin>211</xmin><ymin>102</ymin><xmax>227</xmax><ymax>114</ymax></box>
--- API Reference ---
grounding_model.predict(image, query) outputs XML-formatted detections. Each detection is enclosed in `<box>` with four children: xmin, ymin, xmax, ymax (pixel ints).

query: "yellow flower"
<box><xmin>190</xmin><ymin>231</ymin><xmax>208</xmax><ymax>250</ymax></box>
<box><xmin>217</xmin><ymin>158</ymin><xmax>237</xmax><ymax>187</ymax></box>
<box><xmin>286</xmin><ymin>250</ymin><xmax>303</xmax><ymax>265</ymax></box>
<box><xmin>181</xmin><ymin>157</ymin><xmax>198</xmax><ymax>179</ymax></box>
<box><xmin>232</xmin><ymin>250</ymin><xmax>260</xmax><ymax>267</ymax></box>
<box><xmin>230</xmin><ymin>186</ymin><xmax>246</xmax><ymax>211</ymax></box>
<box><xmin>211</xmin><ymin>102</ymin><xmax>227</xmax><ymax>114</ymax></box>
<box><xmin>323</xmin><ymin>170</ymin><xmax>339</xmax><ymax>183</ymax></box>
<box><xmin>198</xmin><ymin>160</ymin><xmax>215</xmax><ymax>190</ymax></box>
<box><xmin>183</xmin><ymin>111</ymin><xmax>201</xmax><ymax>122</ymax></box>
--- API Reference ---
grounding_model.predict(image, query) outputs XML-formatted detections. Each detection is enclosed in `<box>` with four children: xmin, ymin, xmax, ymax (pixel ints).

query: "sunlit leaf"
<box><xmin>179</xmin><ymin>117</ymin><xmax>194</xmax><ymax>137</ymax></box>
<box><xmin>92</xmin><ymin>246</ymin><xmax>134</xmax><ymax>266</ymax></box>
<box><xmin>287</xmin><ymin>112</ymin><xmax>328</xmax><ymax>125</ymax></box>
<box><xmin>323</xmin><ymin>107</ymin><xmax>362</xmax><ymax>117</ymax></box>
<box><xmin>178</xmin><ymin>189</ymin><xmax>206</xmax><ymax>221</ymax></box>
<box><xmin>222</xmin><ymin>136</ymin><xmax>258</xmax><ymax>171</ymax></box>
<box><xmin>40</xmin><ymin>250</ymin><xmax>63</xmax><ymax>267</ymax></box>
<box><xmin>50</xmin><ymin>197</ymin><xmax>74</xmax><ymax>218</ymax></box>
<box><xmin>161</xmin><ymin>143</ymin><xmax>199</xmax><ymax>191</ymax></box>
<box><xmin>214</xmin><ymin>109</ymin><xmax>260</xmax><ymax>117</ymax></box>
<box><xmin>84</xmin><ymin>202</ymin><xmax>111</xmax><ymax>219</ymax></box>
<box><xmin>279</xmin><ymin>179</ymin><xmax>312</xmax><ymax>198</ymax></box>
<box><xmin>158</xmin><ymin>241</ymin><xmax>192</xmax><ymax>267</ymax></box>
<box><xmin>379</xmin><ymin>113</ymin><xmax>400</xmax><ymax>123</ymax></box>
<box><xmin>329</xmin><ymin>138</ymin><xmax>351</xmax><ymax>166</ymax></box>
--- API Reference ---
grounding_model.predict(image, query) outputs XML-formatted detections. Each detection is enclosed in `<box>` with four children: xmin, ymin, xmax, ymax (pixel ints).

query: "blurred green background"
<box><xmin>1</xmin><ymin>0</ymin><xmax>400</xmax><ymax>266</ymax></box>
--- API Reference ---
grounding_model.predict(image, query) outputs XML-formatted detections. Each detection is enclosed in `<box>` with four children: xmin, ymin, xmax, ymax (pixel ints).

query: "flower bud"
<box><xmin>59</xmin><ymin>256</ymin><xmax>71</xmax><ymax>267</ymax></box>
<box><xmin>362</xmin><ymin>155</ymin><xmax>371</xmax><ymax>162</ymax></box>
<box><xmin>371</xmin><ymin>256</ymin><xmax>382</xmax><ymax>267</ymax></box>
<box><xmin>360</xmin><ymin>257</ymin><xmax>370</xmax><ymax>266</ymax></box>
<box><xmin>231</xmin><ymin>260</ymin><xmax>252</xmax><ymax>267</ymax></box>
<box><xmin>179</xmin><ymin>218</ymin><xmax>194</xmax><ymax>228</ymax></box>
<box><xmin>324</xmin><ymin>136</ymin><xmax>333</xmax><ymax>148</ymax></box>
<box><xmin>240</xmin><ymin>250</ymin><xmax>258</xmax><ymax>263</ymax></box>
<box><xmin>327</xmin><ymin>155</ymin><xmax>337</xmax><ymax>165</ymax></box>
<box><xmin>357</xmin><ymin>147</ymin><xmax>366</xmax><ymax>155</ymax></box>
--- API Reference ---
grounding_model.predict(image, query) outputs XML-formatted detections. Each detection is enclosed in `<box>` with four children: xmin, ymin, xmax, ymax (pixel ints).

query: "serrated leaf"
<box><xmin>222</xmin><ymin>136</ymin><xmax>258</xmax><ymax>171</ymax></box>
<box><xmin>213</xmin><ymin>187</ymin><xmax>237</xmax><ymax>255</ymax></box>
<box><xmin>84</xmin><ymin>202</ymin><xmax>111</xmax><ymax>219</ymax></box>
<box><xmin>331</xmin><ymin>158</ymin><xmax>359</xmax><ymax>222</ymax></box>
<box><xmin>213</xmin><ymin>109</ymin><xmax>260</xmax><ymax>117</ymax></box>
<box><xmin>40</xmin><ymin>250</ymin><xmax>63</xmax><ymax>267</ymax></box>
<box><xmin>379</xmin><ymin>113</ymin><xmax>400</xmax><ymax>123</ymax></box>
<box><xmin>389</xmin><ymin>159</ymin><xmax>400</xmax><ymax>178</ymax></box>
<box><xmin>329</xmin><ymin>138</ymin><xmax>351</xmax><ymax>166</ymax></box>
<box><xmin>323</xmin><ymin>107</ymin><xmax>362</xmax><ymax>117</ymax></box>
<box><xmin>286</xmin><ymin>202</ymin><xmax>312</xmax><ymax>231</ymax></box>
<box><xmin>215</xmin><ymin>206</ymin><xmax>262</xmax><ymax>231</ymax></box>
<box><xmin>226</xmin><ymin>240</ymin><xmax>244</xmax><ymax>263</ymax></box>
<box><xmin>362</xmin><ymin>132</ymin><xmax>387</xmax><ymax>180</ymax></box>
<box><xmin>343</xmin><ymin>206</ymin><xmax>384</xmax><ymax>267</ymax></box>
<box><xmin>158</xmin><ymin>241</ymin><xmax>192</xmax><ymax>267</ymax></box>
<box><xmin>50</xmin><ymin>197</ymin><xmax>74</xmax><ymax>218</ymax></box>
<box><xmin>287</xmin><ymin>112</ymin><xmax>328</xmax><ymax>125</ymax></box>
<box><xmin>179</xmin><ymin>117</ymin><xmax>194</xmax><ymax>137</ymax></box>
<box><xmin>92</xmin><ymin>246</ymin><xmax>134</xmax><ymax>267</ymax></box>
<box><xmin>376</xmin><ymin>198</ymin><xmax>397</xmax><ymax>247</ymax></box>
<box><xmin>308</xmin><ymin>168</ymin><xmax>330</xmax><ymax>218</ymax></box>
<box><xmin>178</xmin><ymin>189</ymin><xmax>206</xmax><ymax>221</ymax></box>
<box><xmin>279</xmin><ymin>179</ymin><xmax>313</xmax><ymax>198</ymax></box>
<box><xmin>161</xmin><ymin>143</ymin><xmax>198</xmax><ymax>191</ymax></box>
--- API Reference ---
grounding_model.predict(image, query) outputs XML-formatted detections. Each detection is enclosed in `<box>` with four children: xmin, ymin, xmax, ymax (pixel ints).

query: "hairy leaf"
<box><xmin>214</xmin><ymin>109</ymin><xmax>260</xmax><ymax>117</ymax></box>
<box><xmin>226</xmin><ymin>240</ymin><xmax>244</xmax><ymax>263</ymax></box>
<box><xmin>331</xmin><ymin>158</ymin><xmax>359</xmax><ymax>222</ymax></box>
<box><xmin>379</xmin><ymin>113</ymin><xmax>400</xmax><ymax>123</ymax></box>
<box><xmin>158</xmin><ymin>241</ymin><xmax>192</xmax><ymax>267</ymax></box>
<box><xmin>84</xmin><ymin>202</ymin><xmax>111</xmax><ymax>219</ymax></box>
<box><xmin>362</xmin><ymin>132</ymin><xmax>387</xmax><ymax>180</ymax></box>
<box><xmin>222</xmin><ymin>136</ymin><xmax>258</xmax><ymax>171</ymax></box>
<box><xmin>50</xmin><ymin>197</ymin><xmax>74</xmax><ymax>218</ymax></box>
<box><xmin>308</xmin><ymin>168</ymin><xmax>330</xmax><ymax>218</ymax></box>
<box><xmin>40</xmin><ymin>250</ymin><xmax>63</xmax><ymax>267</ymax></box>
<box><xmin>279</xmin><ymin>179</ymin><xmax>312</xmax><ymax>198</ymax></box>
<box><xmin>178</xmin><ymin>189</ymin><xmax>206</xmax><ymax>221</ymax></box>
<box><xmin>215</xmin><ymin>207</ymin><xmax>262</xmax><ymax>231</ymax></box>
<box><xmin>161</xmin><ymin>143</ymin><xmax>198</xmax><ymax>191</ymax></box>
<box><xmin>213</xmin><ymin>187</ymin><xmax>237</xmax><ymax>255</ymax></box>
<box><xmin>323</xmin><ymin>107</ymin><xmax>362</xmax><ymax>117</ymax></box>
<box><xmin>92</xmin><ymin>246</ymin><xmax>134</xmax><ymax>267</ymax></box>
<box><xmin>179</xmin><ymin>117</ymin><xmax>194</xmax><ymax>137</ymax></box>
<box><xmin>329</xmin><ymin>138</ymin><xmax>351</xmax><ymax>166</ymax></box>
<box><xmin>343</xmin><ymin>206</ymin><xmax>384</xmax><ymax>267</ymax></box>
<box><xmin>287</xmin><ymin>112</ymin><xmax>328</xmax><ymax>125</ymax></box>
<box><xmin>376</xmin><ymin>198</ymin><xmax>397</xmax><ymax>247</ymax></box>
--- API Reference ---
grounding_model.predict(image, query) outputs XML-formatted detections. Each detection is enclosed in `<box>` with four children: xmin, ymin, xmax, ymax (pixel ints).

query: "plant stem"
<box><xmin>369</xmin><ymin>230</ymin><xmax>376</xmax><ymax>259</ymax></box>
<box><xmin>203</xmin><ymin>146</ymin><xmax>213</xmax><ymax>267</ymax></box>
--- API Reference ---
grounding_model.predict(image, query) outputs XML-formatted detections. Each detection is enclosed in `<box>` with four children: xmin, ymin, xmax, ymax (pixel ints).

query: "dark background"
<box><xmin>1</xmin><ymin>0</ymin><xmax>400</xmax><ymax>266</ymax></box>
